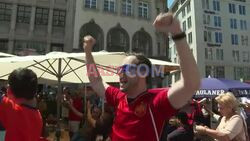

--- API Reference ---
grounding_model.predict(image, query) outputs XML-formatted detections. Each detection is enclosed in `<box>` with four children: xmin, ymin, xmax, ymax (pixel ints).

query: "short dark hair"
<box><xmin>128</xmin><ymin>53</ymin><xmax>152</xmax><ymax>84</ymax></box>
<box><xmin>176</xmin><ymin>111</ymin><xmax>189</xmax><ymax>125</ymax></box>
<box><xmin>8</xmin><ymin>68</ymin><xmax>38</xmax><ymax>100</ymax></box>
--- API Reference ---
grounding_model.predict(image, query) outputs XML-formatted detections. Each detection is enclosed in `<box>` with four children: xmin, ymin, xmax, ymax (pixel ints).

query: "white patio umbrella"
<box><xmin>0</xmin><ymin>51</ymin><xmax>179</xmax><ymax>83</ymax></box>
<box><xmin>0</xmin><ymin>52</ymin><xmax>15</xmax><ymax>57</ymax></box>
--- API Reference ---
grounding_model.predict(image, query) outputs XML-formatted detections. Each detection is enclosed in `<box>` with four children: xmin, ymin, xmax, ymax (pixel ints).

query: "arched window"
<box><xmin>79</xmin><ymin>19</ymin><xmax>104</xmax><ymax>51</ymax></box>
<box><xmin>107</xmin><ymin>24</ymin><xmax>129</xmax><ymax>52</ymax></box>
<box><xmin>132</xmin><ymin>28</ymin><xmax>152</xmax><ymax>56</ymax></box>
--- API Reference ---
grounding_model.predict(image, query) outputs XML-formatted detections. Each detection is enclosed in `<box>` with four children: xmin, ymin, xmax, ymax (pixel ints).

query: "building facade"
<box><xmin>169</xmin><ymin>0</ymin><xmax>250</xmax><ymax>82</ymax></box>
<box><xmin>73</xmin><ymin>0</ymin><xmax>168</xmax><ymax>58</ymax></box>
<box><xmin>0</xmin><ymin>0</ymin><xmax>75</xmax><ymax>55</ymax></box>
<box><xmin>0</xmin><ymin>0</ymin><xmax>169</xmax><ymax>58</ymax></box>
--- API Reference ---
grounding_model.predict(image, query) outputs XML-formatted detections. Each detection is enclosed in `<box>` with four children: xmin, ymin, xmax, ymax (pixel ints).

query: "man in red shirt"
<box><xmin>83</xmin><ymin>12</ymin><xmax>200</xmax><ymax>141</ymax></box>
<box><xmin>68</xmin><ymin>91</ymin><xmax>83</xmax><ymax>138</ymax></box>
<box><xmin>0</xmin><ymin>68</ymin><xmax>43</xmax><ymax>141</ymax></box>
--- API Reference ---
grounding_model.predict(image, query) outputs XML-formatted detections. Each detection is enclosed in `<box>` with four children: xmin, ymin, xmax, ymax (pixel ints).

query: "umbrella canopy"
<box><xmin>0</xmin><ymin>52</ymin><xmax>15</xmax><ymax>57</ymax></box>
<box><xmin>195</xmin><ymin>78</ymin><xmax>250</xmax><ymax>98</ymax></box>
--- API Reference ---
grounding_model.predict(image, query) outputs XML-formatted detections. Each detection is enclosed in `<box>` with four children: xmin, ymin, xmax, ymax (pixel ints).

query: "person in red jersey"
<box><xmin>68</xmin><ymin>91</ymin><xmax>83</xmax><ymax>138</ymax></box>
<box><xmin>82</xmin><ymin>12</ymin><xmax>200</xmax><ymax>141</ymax></box>
<box><xmin>0</xmin><ymin>68</ymin><xmax>43</xmax><ymax>141</ymax></box>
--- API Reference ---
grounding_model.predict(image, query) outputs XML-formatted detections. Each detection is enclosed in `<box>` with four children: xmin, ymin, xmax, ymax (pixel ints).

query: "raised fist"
<box><xmin>83</xmin><ymin>35</ymin><xmax>96</xmax><ymax>52</ymax></box>
<box><xmin>153</xmin><ymin>13</ymin><xmax>182</xmax><ymax>36</ymax></box>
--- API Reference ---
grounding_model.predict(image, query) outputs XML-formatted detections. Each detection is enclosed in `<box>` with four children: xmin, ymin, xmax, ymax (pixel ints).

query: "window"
<box><xmin>240</xmin><ymin>20</ymin><xmax>244</xmax><ymax>30</ymax></box>
<box><xmin>85</xmin><ymin>0</ymin><xmax>97</xmax><ymax>9</ymax></box>
<box><xmin>213</xmin><ymin>0</ymin><xmax>220</xmax><ymax>11</ymax></box>
<box><xmin>234</xmin><ymin>67</ymin><xmax>250</xmax><ymax>80</ymax></box>
<box><xmin>230</xmin><ymin>19</ymin><xmax>233</xmax><ymax>28</ymax></box>
<box><xmin>216</xmin><ymin>49</ymin><xmax>223</xmax><ymax>60</ymax></box>
<box><xmin>208</xmin><ymin>31</ymin><xmax>212</xmax><ymax>42</ymax></box>
<box><xmin>231</xmin><ymin>34</ymin><xmax>238</xmax><ymax>45</ymax></box>
<box><xmin>243</xmin><ymin>20</ymin><xmax>247</xmax><ymax>30</ymax></box>
<box><xmin>207</xmin><ymin>15</ymin><xmax>210</xmax><ymax>25</ymax></box>
<box><xmin>206</xmin><ymin>66</ymin><xmax>225</xmax><ymax>78</ymax></box>
<box><xmin>35</xmin><ymin>7</ymin><xmax>49</xmax><ymax>25</ymax></box>
<box><xmin>214</xmin><ymin>16</ymin><xmax>221</xmax><ymax>27</ymax></box>
<box><xmin>204</xmin><ymin>31</ymin><xmax>212</xmax><ymax>42</ymax></box>
<box><xmin>239</xmin><ymin>5</ymin><xmax>246</xmax><ymax>15</ymax></box>
<box><xmin>229</xmin><ymin>3</ymin><xmax>236</xmax><ymax>14</ymax></box>
<box><xmin>233</xmin><ymin>19</ymin><xmax>237</xmax><ymax>29</ymax></box>
<box><xmin>182</xmin><ymin>9</ymin><xmax>185</xmax><ymax>17</ymax></box>
<box><xmin>246</xmin><ymin>36</ymin><xmax>248</xmax><ymax>46</ymax></box>
<box><xmin>205</xmin><ymin>65</ymin><xmax>212</xmax><ymax>77</ymax></box>
<box><xmin>122</xmin><ymin>0</ymin><xmax>132</xmax><ymax>16</ymax></box>
<box><xmin>0</xmin><ymin>3</ymin><xmax>12</xmax><ymax>21</ymax></box>
<box><xmin>0</xmin><ymin>39</ymin><xmax>8</xmax><ymax>52</ymax></box>
<box><xmin>182</xmin><ymin>21</ymin><xmax>186</xmax><ymax>31</ymax></box>
<box><xmin>215</xmin><ymin>66</ymin><xmax>225</xmax><ymax>78</ymax></box>
<box><xmin>188</xmin><ymin>32</ymin><xmax>192</xmax><ymax>44</ymax></box>
<box><xmin>239</xmin><ymin>20</ymin><xmax>247</xmax><ymax>30</ymax></box>
<box><xmin>14</xmin><ymin>41</ymin><xmax>46</xmax><ymax>56</ymax></box>
<box><xmin>132</xmin><ymin>29</ymin><xmax>152</xmax><ymax>56</ymax></box>
<box><xmin>205</xmin><ymin>48</ymin><xmax>208</xmax><ymax>59</ymax></box>
<box><xmin>203</xmin><ymin>14</ymin><xmax>206</xmax><ymax>24</ymax></box>
<box><xmin>187</xmin><ymin>2</ymin><xmax>191</xmax><ymax>13</ymax></box>
<box><xmin>203</xmin><ymin>14</ymin><xmax>210</xmax><ymax>25</ymax></box>
<box><xmin>242</xmin><ymin>51</ymin><xmax>250</xmax><ymax>63</ymax></box>
<box><xmin>138</xmin><ymin>1</ymin><xmax>149</xmax><ymax>19</ymax></box>
<box><xmin>205</xmin><ymin>48</ymin><xmax>213</xmax><ymax>60</ymax></box>
<box><xmin>206</xmin><ymin>0</ymin><xmax>209</xmax><ymax>10</ymax></box>
<box><xmin>187</xmin><ymin>16</ymin><xmax>192</xmax><ymax>28</ymax></box>
<box><xmin>107</xmin><ymin>26</ymin><xmax>129</xmax><ymax>52</ymax></box>
<box><xmin>233</xmin><ymin>50</ymin><xmax>240</xmax><ymax>62</ymax></box>
<box><xmin>16</xmin><ymin>5</ymin><xmax>31</xmax><ymax>24</ymax></box>
<box><xmin>215</xmin><ymin>32</ymin><xmax>222</xmax><ymax>43</ymax></box>
<box><xmin>104</xmin><ymin>0</ymin><xmax>115</xmax><ymax>12</ymax></box>
<box><xmin>241</xmin><ymin>35</ymin><xmax>248</xmax><ymax>46</ymax></box>
<box><xmin>230</xmin><ymin>19</ymin><xmax>237</xmax><ymax>29</ymax></box>
<box><xmin>53</xmin><ymin>9</ymin><xmax>66</xmax><ymax>27</ymax></box>
<box><xmin>204</xmin><ymin>31</ymin><xmax>207</xmax><ymax>42</ymax></box>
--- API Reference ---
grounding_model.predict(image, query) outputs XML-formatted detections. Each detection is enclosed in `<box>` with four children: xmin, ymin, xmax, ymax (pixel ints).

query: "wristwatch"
<box><xmin>172</xmin><ymin>32</ymin><xmax>186</xmax><ymax>41</ymax></box>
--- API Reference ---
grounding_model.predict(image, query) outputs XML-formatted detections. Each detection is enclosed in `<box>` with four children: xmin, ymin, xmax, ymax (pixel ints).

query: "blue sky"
<box><xmin>168</xmin><ymin>0</ymin><xmax>174</xmax><ymax>7</ymax></box>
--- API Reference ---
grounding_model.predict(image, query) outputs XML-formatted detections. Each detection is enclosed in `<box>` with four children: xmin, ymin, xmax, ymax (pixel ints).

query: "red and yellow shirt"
<box><xmin>0</xmin><ymin>96</ymin><xmax>42</xmax><ymax>141</ymax></box>
<box><xmin>105</xmin><ymin>86</ymin><xmax>177</xmax><ymax>141</ymax></box>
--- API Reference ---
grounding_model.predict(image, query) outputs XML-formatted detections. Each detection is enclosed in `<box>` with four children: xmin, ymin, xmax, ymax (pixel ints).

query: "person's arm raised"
<box><xmin>83</xmin><ymin>36</ymin><xmax>109</xmax><ymax>98</ymax></box>
<box><xmin>153</xmin><ymin>13</ymin><xmax>200</xmax><ymax>109</ymax></box>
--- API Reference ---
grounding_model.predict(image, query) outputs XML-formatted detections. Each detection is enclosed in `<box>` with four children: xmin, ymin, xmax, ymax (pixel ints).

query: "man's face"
<box><xmin>117</xmin><ymin>56</ymin><xmax>139</xmax><ymax>92</ymax></box>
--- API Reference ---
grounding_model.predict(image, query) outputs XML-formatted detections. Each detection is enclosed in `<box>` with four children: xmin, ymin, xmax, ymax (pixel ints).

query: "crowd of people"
<box><xmin>0</xmin><ymin>12</ymin><xmax>249</xmax><ymax>141</ymax></box>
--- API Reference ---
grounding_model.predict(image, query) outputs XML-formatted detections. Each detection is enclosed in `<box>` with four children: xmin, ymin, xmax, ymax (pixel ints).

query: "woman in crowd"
<box><xmin>67</xmin><ymin>99</ymin><xmax>113</xmax><ymax>141</ymax></box>
<box><xmin>195</xmin><ymin>92</ymin><xmax>249</xmax><ymax>141</ymax></box>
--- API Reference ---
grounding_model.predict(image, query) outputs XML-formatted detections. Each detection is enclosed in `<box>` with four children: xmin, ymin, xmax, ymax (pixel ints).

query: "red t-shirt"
<box><xmin>105</xmin><ymin>86</ymin><xmax>177</xmax><ymax>141</ymax></box>
<box><xmin>0</xmin><ymin>96</ymin><xmax>43</xmax><ymax>141</ymax></box>
<box><xmin>69</xmin><ymin>97</ymin><xmax>83</xmax><ymax>121</ymax></box>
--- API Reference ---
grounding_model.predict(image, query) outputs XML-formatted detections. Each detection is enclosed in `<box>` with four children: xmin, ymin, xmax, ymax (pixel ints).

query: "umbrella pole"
<box><xmin>56</xmin><ymin>59</ymin><xmax>62</xmax><ymax>141</ymax></box>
